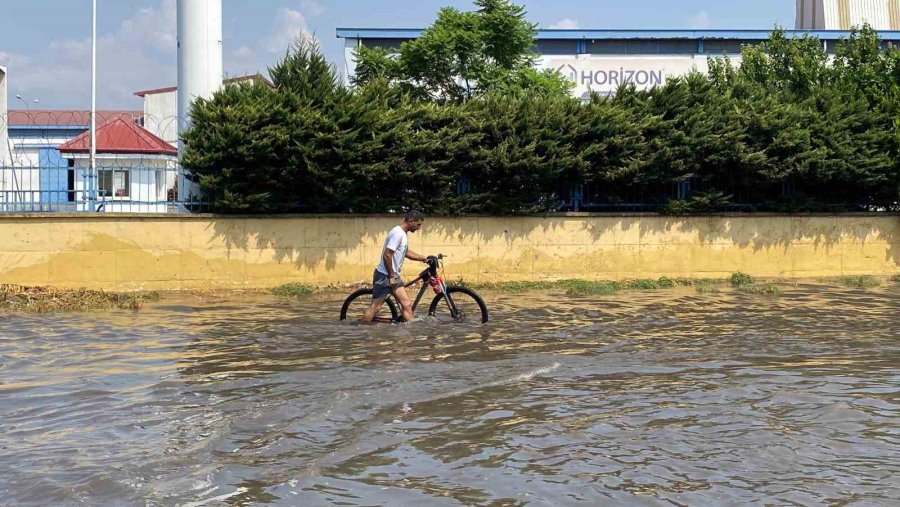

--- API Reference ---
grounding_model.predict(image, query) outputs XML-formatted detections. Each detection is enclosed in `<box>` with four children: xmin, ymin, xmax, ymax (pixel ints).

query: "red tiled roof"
<box><xmin>58</xmin><ymin>118</ymin><xmax>177</xmax><ymax>156</ymax></box>
<box><xmin>6</xmin><ymin>110</ymin><xmax>143</xmax><ymax>127</ymax></box>
<box><xmin>134</xmin><ymin>74</ymin><xmax>275</xmax><ymax>97</ymax></box>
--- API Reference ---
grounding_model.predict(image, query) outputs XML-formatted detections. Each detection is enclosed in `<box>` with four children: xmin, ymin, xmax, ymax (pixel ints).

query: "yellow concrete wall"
<box><xmin>0</xmin><ymin>214</ymin><xmax>897</xmax><ymax>291</ymax></box>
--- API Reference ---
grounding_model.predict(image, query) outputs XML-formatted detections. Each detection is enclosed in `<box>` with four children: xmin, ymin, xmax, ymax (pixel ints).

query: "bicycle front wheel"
<box><xmin>428</xmin><ymin>286</ymin><xmax>489</xmax><ymax>324</ymax></box>
<box><xmin>340</xmin><ymin>288</ymin><xmax>398</xmax><ymax>323</ymax></box>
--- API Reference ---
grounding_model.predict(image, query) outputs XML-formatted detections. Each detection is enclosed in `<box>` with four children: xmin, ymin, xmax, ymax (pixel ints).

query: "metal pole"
<box><xmin>89</xmin><ymin>0</ymin><xmax>97</xmax><ymax>211</ymax></box>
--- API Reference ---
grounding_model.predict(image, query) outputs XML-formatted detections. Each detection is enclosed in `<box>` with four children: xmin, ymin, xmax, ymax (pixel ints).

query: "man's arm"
<box><xmin>383</xmin><ymin>248</ymin><xmax>396</xmax><ymax>280</ymax></box>
<box><xmin>406</xmin><ymin>250</ymin><xmax>428</xmax><ymax>263</ymax></box>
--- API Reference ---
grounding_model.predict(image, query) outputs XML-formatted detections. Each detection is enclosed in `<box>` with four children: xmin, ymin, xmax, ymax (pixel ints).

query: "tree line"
<box><xmin>182</xmin><ymin>0</ymin><xmax>900</xmax><ymax>214</ymax></box>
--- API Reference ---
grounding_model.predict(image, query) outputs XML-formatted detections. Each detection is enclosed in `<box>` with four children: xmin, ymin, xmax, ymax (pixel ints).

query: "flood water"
<box><xmin>1</xmin><ymin>283</ymin><xmax>899</xmax><ymax>506</ymax></box>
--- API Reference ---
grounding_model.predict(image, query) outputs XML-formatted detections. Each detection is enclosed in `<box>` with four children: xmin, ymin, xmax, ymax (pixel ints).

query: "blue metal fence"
<box><xmin>0</xmin><ymin>163</ymin><xmax>206</xmax><ymax>213</ymax></box>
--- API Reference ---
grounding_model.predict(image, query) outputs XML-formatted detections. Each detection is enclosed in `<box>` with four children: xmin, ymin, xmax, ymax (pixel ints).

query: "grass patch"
<box><xmin>465</xmin><ymin>280</ymin><xmax>557</xmax><ymax>294</ymax></box>
<box><xmin>892</xmin><ymin>275</ymin><xmax>900</xmax><ymax>282</ymax></box>
<box><xmin>695</xmin><ymin>280</ymin><xmax>723</xmax><ymax>293</ymax></box>
<box><xmin>728</xmin><ymin>273</ymin><xmax>782</xmax><ymax>295</ymax></box>
<box><xmin>656</xmin><ymin>277</ymin><xmax>677</xmax><ymax>288</ymax></box>
<box><xmin>469</xmin><ymin>277</ymin><xmax>699</xmax><ymax>296</ymax></box>
<box><xmin>839</xmin><ymin>275</ymin><xmax>880</xmax><ymax>289</ymax></box>
<box><xmin>615</xmin><ymin>277</ymin><xmax>701</xmax><ymax>291</ymax></box>
<box><xmin>738</xmin><ymin>283</ymin><xmax>783</xmax><ymax>296</ymax></box>
<box><xmin>729</xmin><ymin>272</ymin><xmax>755</xmax><ymax>287</ymax></box>
<box><xmin>468</xmin><ymin>275</ymin><xmax>790</xmax><ymax>297</ymax></box>
<box><xmin>628</xmin><ymin>279</ymin><xmax>665</xmax><ymax>290</ymax></box>
<box><xmin>0</xmin><ymin>285</ymin><xmax>160</xmax><ymax>313</ymax></box>
<box><xmin>559</xmin><ymin>280</ymin><xmax>619</xmax><ymax>296</ymax></box>
<box><xmin>270</xmin><ymin>283</ymin><xmax>316</xmax><ymax>297</ymax></box>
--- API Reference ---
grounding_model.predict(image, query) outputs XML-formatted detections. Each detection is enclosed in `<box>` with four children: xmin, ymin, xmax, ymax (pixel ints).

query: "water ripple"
<box><xmin>0</xmin><ymin>283</ymin><xmax>898</xmax><ymax>505</ymax></box>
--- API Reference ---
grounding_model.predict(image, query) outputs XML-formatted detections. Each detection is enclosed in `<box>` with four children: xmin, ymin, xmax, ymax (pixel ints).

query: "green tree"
<box><xmin>832</xmin><ymin>25</ymin><xmax>896</xmax><ymax>105</ymax></box>
<box><xmin>746</xmin><ymin>28</ymin><xmax>829</xmax><ymax>98</ymax></box>
<box><xmin>180</xmin><ymin>78</ymin><xmax>287</xmax><ymax>211</ymax></box>
<box><xmin>182</xmin><ymin>41</ymin><xmax>359</xmax><ymax>212</ymax></box>
<box><xmin>353</xmin><ymin>0</ymin><xmax>571</xmax><ymax>102</ymax></box>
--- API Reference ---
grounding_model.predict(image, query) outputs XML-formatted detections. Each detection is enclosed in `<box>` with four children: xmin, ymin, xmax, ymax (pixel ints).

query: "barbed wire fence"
<box><xmin>1</xmin><ymin>111</ymin><xmax>205</xmax><ymax>213</ymax></box>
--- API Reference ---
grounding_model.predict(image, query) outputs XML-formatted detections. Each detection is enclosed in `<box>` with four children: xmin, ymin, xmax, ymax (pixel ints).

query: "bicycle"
<box><xmin>339</xmin><ymin>254</ymin><xmax>489</xmax><ymax>324</ymax></box>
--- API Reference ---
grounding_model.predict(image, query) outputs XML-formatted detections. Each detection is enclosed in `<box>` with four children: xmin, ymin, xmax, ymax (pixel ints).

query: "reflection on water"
<box><xmin>1</xmin><ymin>283</ymin><xmax>899</xmax><ymax>505</ymax></box>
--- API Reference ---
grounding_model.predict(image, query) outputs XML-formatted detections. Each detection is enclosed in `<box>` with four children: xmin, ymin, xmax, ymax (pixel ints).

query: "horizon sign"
<box><xmin>546</xmin><ymin>57</ymin><xmax>716</xmax><ymax>98</ymax></box>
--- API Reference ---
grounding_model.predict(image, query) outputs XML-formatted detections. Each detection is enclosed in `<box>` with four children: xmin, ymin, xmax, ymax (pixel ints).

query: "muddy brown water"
<box><xmin>1</xmin><ymin>284</ymin><xmax>899</xmax><ymax>506</ymax></box>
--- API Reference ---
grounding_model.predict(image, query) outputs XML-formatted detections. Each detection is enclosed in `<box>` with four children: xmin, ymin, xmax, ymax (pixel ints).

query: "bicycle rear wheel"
<box><xmin>340</xmin><ymin>288</ymin><xmax>398</xmax><ymax>323</ymax></box>
<box><xmin>428</xmin><ymin>286</ymin><xmax>489</xmax><ymax>324</ymax></box>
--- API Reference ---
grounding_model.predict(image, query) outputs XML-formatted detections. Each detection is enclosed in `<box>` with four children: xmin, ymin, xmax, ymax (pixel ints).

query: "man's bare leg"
<box><xmin>361</xmin><ymin>296</ymin><xmax>388</xmax><ymax>324</ymax></box>
<box><xmin>392</xmin><ymin>285</ymin><xmax>414</xmax><ymax>322</ymax></box>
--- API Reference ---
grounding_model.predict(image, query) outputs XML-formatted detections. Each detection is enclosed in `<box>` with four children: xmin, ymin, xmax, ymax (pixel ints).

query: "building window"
<box><xmin>534</xmin><ymin>40</ymin><xmax>577</xmax><ymax>55</ymax></box>
<box><xmin>704</xmin><ymin>39</ymin><xmax>763</xmax><ymax>55</ymax></box>
<box><xmin>657</xmin><ymin>40</ymin><xmax>698</xmax><ymax>54</ymax></box>
<box><xmin>585</xmin><ymin>39</ymin><xmax>697</xmax><ymax>55</ymax></box>
<box><xmin>360</xmin><ymin>38</ymin><xmax>410</xmax><ymax>52</ymax></box>
<box><xmin>626</xmin><ymin>40</ymin><xmax>661</xmax><ymax>54</ymax></box>
<box><xmin>587</xmin><ymin>40</ymin><xmax>628</xmax><ymax>54</ymax></box>
<box><xmin>99</xmin><ymin>169</ymin><xmax>129</xmax><ymax>198</ymax></box>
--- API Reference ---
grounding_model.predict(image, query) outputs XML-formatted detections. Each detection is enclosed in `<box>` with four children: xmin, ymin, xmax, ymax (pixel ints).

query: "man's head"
<box><xmin>403</xmin><ymin>210</ymin><xmax>425</xmax><ymax>233</ymax></box>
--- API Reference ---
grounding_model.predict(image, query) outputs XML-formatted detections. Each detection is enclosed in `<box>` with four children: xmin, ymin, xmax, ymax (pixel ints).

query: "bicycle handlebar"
<box><xmin>421</xmin><ymin>253</ymin><xmax>447</xmax><ymax>281</ymax></box>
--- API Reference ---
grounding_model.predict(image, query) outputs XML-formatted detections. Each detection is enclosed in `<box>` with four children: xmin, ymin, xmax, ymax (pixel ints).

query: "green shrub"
<box><xmin>661</xmin><ymin>190</ymin><xmax>734</xmax><ymax>215</ymax></box>
<box><xmin>271</xmin><ymin>283</ymin><xmax>315</xmax><ymax>297</ymax></box>
<box><xmin>839</xmin><ymin>275</ymin><xmax>880</xmax><ymax>288</ymax></box>
<box><xmin>695</xmin><ymin>280</ymin><xmax>721</xmax><ymax>293</ymax></box>
<box><xmin>656</xmin><ymin>277</ymin><xmax>677</xmax><ymax>288</ymax></box>
<box><xmin>739</xmin><ymin>284</ymin><xmax>783</xmax><ymax>296</ymax></box>
<box><xmin>729</xmin><ymin>272</ymin><xmax>755</xmax><ymax>287</ymax></box>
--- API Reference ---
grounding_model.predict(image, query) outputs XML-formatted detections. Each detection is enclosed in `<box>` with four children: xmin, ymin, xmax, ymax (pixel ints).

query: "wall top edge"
<box><xmin>0</xmin><ymin>212</ymin><xmax>897</xmax><ymax>220</ymax></box>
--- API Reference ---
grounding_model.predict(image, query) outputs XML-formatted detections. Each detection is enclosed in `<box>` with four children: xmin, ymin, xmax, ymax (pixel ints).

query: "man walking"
<box><xmin>362</xmin><ymin>211</ymin><xmax>429</xmax><ymax>323</ymax></box>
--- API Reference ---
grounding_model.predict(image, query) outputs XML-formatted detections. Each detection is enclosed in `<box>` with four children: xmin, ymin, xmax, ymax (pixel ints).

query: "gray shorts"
<box><xmin>372</xmin><ymin>270</ymin><xmax>402</xmax><ymax>299</ymax></box>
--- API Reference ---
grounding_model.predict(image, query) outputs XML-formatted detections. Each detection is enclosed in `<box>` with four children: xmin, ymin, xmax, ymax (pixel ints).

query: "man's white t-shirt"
<box><xmin>376</xmin><ymin>226</ymin><xmax>408</xmax><ymax>276</ymax></box>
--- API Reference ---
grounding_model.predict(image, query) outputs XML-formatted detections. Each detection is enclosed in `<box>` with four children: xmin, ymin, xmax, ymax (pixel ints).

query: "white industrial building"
<box><xmin>797</xmin><ymin>0</ymin><xmax>900</xmax><ymax>29</ymax></box>
<box><xmin>135</xmin><ymin>74</ymin><xmax>272</xmax><ymax>147</ymax></box>
<box><xmin>338</xmin><ymin>1</ymin><xmax>900</xmax><ymax>100</ymax></box>
<box><xmin>339</xmin><ymin>27</ymin><xmax>900</xmax><ymax>100</ymax></box>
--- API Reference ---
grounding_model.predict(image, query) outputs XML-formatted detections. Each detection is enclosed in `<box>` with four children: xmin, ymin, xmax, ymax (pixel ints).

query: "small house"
<box><xmin>58</xmin><ymin>118</ymin><xmax>177</xmax><ymax>212</ymax></box>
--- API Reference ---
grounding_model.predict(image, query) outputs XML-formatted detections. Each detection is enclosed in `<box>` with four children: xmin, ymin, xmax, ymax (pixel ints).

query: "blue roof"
<box><xmin>337</xmin><ymin>28</ymin><xmax>900</xmax><ymax>41</ymax></box>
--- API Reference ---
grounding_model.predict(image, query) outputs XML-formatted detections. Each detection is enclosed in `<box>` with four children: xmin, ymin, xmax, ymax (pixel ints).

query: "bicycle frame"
<box><xmin>378</xmin><ymin>256</ymin><xmax>459</xmax><ymax>322</ymax></box>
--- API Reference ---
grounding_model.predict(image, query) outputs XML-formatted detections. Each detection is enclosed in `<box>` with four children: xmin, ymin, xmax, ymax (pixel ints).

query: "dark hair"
<box><xmin>404</xmin><ymin>210</ymin><xmax>425</xmax><ymax>222</ymax></box>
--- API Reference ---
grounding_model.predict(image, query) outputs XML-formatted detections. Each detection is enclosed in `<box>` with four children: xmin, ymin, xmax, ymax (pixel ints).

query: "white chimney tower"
<box><xmin>797</xmin><ymin>0</ymin><xmax>900</xmax><ymax>29</ymax></box>
<box><xmin>177</xmin><ymin>0</ymin><xmax>222</xmax><ymax>201</ymax></box>
<box><xmin>177</xmin><ymin>0</ymin><xmax>222</xmax><ymax>138</ymax></box>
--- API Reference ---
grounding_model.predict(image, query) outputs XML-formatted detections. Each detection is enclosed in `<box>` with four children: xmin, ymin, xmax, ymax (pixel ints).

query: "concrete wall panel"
<box><xmin>0</xmin><ymin>214</ymin><xmax>896</xmax><ymax>290</ymax></box>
